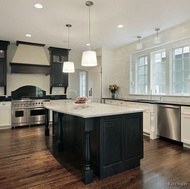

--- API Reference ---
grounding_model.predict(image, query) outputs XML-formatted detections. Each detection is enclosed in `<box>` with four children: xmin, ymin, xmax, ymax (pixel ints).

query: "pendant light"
<box><xmin>81</xmin><ymin>1</ymin><xmax>97</xmax><ymax>67</ymax></box>
<box><xmin>63</xmin><ymin>24</ymin><xmax>75</xmax><ymax>73</ymax></box>
<box><xmin>154</xmin><ymin>28</ymin><xmax>161</xmax><ymax>44</ymax></box>
<box><xmin>136</xmin><ymin>36</ymin><xmax>143</xmax><ymax>50</ymax></box>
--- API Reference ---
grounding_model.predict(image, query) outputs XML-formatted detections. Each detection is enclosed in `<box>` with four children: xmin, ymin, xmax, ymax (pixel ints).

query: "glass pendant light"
<box><xmin>136</xmin><ymin>36</ymin><xmax>143</xmax><ymax>50</ymax></box>
<box><xmin>81</xmin><ymin>1</ymin><xmax>97</xmax><ymax>67</ymax></box>
<box><xmin>154</xmin><ymin>28</ymin><xmax>161</xmax><ymax>44</ymax></box>
<box><xmin>63</xmin><ymin>24</ymin><xmax>75</xmax><ymax>73</ymax></box>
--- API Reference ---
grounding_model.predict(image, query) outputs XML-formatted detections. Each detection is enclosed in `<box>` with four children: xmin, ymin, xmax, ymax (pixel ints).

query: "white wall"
<box><xmin>112</xmin><ymin>20</ymin><xmax>190</xmax><ymax>100</ymax></box>
<box><xmin>101</xmin><ymin>48</ymin><xmax>114</xmax><ymax>98</ymax></box>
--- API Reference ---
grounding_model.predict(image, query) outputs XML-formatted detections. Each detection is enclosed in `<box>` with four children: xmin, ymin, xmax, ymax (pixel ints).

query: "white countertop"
<box><xmin>44</xmin><ymin>100</ymin><xmax>144</xmax><ymax>118</ymax></box>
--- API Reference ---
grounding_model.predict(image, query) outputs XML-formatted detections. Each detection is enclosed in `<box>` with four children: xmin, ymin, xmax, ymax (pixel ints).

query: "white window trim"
<box><xmin>130</xmin><ymin>39</ymin><xmax>190</xmax><ymax>96</ymax></box>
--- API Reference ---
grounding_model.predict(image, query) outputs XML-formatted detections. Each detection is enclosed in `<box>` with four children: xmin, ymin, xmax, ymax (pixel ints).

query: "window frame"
<box><xmin>130</xmin><ymin>41</ymin><xmax>190</xmax><ymax>96</ymax></box>
<box><xmin>136</xmin><ymin>55</ymin><xmax>148</xmax><ymax>94</ymax></box>
<box><xmin>150</xmin><ymin>49</ymin><xmax>166</xmax><ymax>95</ymax></box>
<box><xmin>171</xmin><ymin>45</ymin><xmax>190</xmax><ymax>95</ymax></box>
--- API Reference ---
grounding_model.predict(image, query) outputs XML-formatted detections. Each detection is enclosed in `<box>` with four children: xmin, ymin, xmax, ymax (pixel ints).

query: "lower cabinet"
<box><xmin>98</xmin><ymin>113</ymin><xmax>143</xmax><ymax>179</ymax></box>
<box><xmin>53</xmin><ymin>112</ymin><xmax>143</xmax><ymax>179</ymax></box>
<box><xmin>181</xmin><ymin>106</ymin><xmax>190</xmax><ymax>147</ymax></box>
<box><xmin>0</xmin><ymin>101</ymin><xmax>11</xmax><ymax>129</ymax></box>
<box><xmin>104</xmin><ymin>99</ymin><xmax>158</xmax><ymax>139</ymax></box>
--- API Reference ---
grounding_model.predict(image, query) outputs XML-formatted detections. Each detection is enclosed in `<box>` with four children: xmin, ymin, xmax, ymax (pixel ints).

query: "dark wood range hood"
<box><xmin>10</xmin><ymin>41</ymin><xmax>51</xmax><ymax>75</ymax></box>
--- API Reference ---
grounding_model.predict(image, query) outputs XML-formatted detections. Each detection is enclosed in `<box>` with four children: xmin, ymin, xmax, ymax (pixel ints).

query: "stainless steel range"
<box><xmin>11</xmin><ymin>99</ymin><xmax>49</xmax><ymax>127</ymax></box>
<box><xmin>11</xmin><ymin>85</ymin><xmax>49</xmax><ymax>128</ymax></box>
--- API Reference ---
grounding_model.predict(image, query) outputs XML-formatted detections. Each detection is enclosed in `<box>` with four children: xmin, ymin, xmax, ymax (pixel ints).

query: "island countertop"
<box><xmin>43</xmin><ymin>100</ymin><xmax>144</xmax><ymax>118</ymax></box>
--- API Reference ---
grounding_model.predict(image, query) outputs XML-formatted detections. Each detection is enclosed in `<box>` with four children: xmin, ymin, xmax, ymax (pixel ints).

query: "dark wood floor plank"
<box><xmin>0</xmin><ymin>126</ymin><xmax>190</xmax><ymax>189</ymax></box>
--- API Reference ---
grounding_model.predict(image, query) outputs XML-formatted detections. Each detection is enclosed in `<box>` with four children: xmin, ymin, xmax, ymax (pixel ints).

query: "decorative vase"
<box><xmin>111</xmin><ymin>92</ymin><xmax>116</xmax><ymax>99</ymax></box>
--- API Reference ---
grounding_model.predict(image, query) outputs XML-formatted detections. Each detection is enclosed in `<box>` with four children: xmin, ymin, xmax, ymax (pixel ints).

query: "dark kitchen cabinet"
<box><xmin>48</xmin><ymin>47</ymin><xmax>69</xmax><ymax>94</ymax></box>
<box><xmin>53</xmin><ymin>112</ymin><xmax>143</xmax><ymax>180</ymax></box>
<box><xmin>0</xmin><ymin>40</ymin><xmax>10</xmax><ymax>95</ymax></box>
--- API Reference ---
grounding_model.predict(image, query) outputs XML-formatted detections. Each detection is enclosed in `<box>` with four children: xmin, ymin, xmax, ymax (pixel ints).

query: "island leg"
<box><xmin>45</xmin><ymin>108</ymin><xmax>49</xmax><ymax>136</ymax></box>
<box><xmin>52</xmin><ymin>111</ymin><xmax>55</xmax><ymax>135</ymax></box>
<box><xmin>83</xmin><ymin>118</ymin><xmax>93</xmax><ymax>184</ymax></box>
<box><xmin>58</xmin><ymin>112</ymin><xmax>64</xmax><ymax>151</ymax></box>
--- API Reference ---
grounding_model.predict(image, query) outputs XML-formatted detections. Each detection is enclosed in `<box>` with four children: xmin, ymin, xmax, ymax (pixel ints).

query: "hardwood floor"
<box><xmin>0</xmin><ymin>125</ymin><xmax>190</xmax><ymax>189</ymax></box>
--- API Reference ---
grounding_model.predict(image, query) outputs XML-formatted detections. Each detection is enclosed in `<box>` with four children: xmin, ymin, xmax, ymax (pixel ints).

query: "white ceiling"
<box><xmin>1</xmin><ymin>0</ymin><xmax>190</xmax><ymax>52</ymax></box>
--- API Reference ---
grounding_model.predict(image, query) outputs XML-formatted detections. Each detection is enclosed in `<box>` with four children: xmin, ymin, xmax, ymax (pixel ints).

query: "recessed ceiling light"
<box><xmin>26</xmin><ymin>34</ymin><xmax>32</xmax><ymax>37</ymax></box>
<box><xmin>34</xmin><ymin>3</ymin><xmax>43</xmax><ymax>9</ymax></box>
<box><xmin>117</xmin><ymin>25</ymin><xmax>124</xmax><ymax>28</ymax></box>
<box><xmin>86</xmin><ymin>43</ymin><xmax>90</xmax><ymax>46</ymax></box>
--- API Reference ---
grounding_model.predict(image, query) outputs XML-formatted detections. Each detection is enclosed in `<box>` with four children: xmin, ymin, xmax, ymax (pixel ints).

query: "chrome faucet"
<box><xmin>68</xmin><ymin>89</ymin><xmax>77</xmax><ymax>100</ymax></box>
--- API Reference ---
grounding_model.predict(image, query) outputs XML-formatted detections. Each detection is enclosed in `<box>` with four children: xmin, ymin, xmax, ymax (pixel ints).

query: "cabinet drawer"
<box><xmin>105</xmin><ymin>100</ymin><xmax>118</xmax><ymax>105</ymax></box>
<box><xmin>138</xmin><ymin>103</ymin><xmax>150</xmax><ymax>110</ymax></box>
<box><xmin>116</xmin><ymin>100</ymin><xmax>127</xmax><ymax>106</ymax></box>
<box><xmin>0</xmin><ymin>101</ymin><xmax>11</xmax><ymax>108</ymax></box>
<box><xmin>127</xmin><ymin>102</ymin><xmax>138</xmax><ymax>108</ymax></box>
<box><xmin>181</xmin><ymin>106</ymin><xmax>190</xmax><ymax>114</ymax></box>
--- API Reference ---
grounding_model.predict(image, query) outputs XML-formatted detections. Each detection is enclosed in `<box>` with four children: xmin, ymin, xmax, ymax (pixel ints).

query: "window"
<box><xmin>172</xmin><ymin>46</ymin><xmax>190</xmax><ymax>94</ymax></box>
<box><xmin>137</xmin><ymin>56</ymin><xmax>148</xmax><ymax>94</ymax></box>
<box><xmin>130</xmin><ymin>42</ymin><xmax>190</xmax><ymax>96</ymax></box>
<box><xmin>80</xmin><ymin>71</ymin><xmax>87</xmax><ymax>97</ymax></box>
<box><xmin>151</xmin><ymin>50</ymin><xmax>166</xmax><ymax>94</ymax></box>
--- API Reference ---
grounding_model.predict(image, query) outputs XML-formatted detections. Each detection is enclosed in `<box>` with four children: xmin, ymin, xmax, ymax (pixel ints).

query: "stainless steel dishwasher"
<box><xmin>157</xmin><ymin>104</ymin><xmax>181</xmax><ymax>141</ymax></box>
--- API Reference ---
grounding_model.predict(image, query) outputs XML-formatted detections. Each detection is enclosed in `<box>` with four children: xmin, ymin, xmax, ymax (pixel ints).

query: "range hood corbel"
<box><xmin>10</xmin><ymin>41</ymin><xmax>51</xmax><ymax>75</ymax></box>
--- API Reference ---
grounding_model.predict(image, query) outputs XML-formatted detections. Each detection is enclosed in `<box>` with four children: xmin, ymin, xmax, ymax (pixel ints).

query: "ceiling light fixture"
<box><xmin>81</xmin><ymin>1</ymin><xmax>97</xmax><ymax>67</ymax></box>
<box><xmin>63</xmin><ymin>24</ymin><xmax>75</xmax><ymax>73</ymax></box>
<box><xmin>136</xmin><ymin>36</ymin><xmax>143</xmax><ymax>50</ymax></box>
<box><xmin>117</xmin><ymin>25</ymin><xmax>124</xmax><ymax>28</ymax></box>
<box><xmin>154</xmin><ymin>28</ymin><xmax>161</xmax><ymax>44</ymax></box>
<box><xmin>34</xmin><ymin>3</ymin><xmax>43</xmax><ymax>9</ymax></box>
<box><xmin>26</xmin><ymin>34</ymin><xmax>32</xmax><ymax>37</ymax></box>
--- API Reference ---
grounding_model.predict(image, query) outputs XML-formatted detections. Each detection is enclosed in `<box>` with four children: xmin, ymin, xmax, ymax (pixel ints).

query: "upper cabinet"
<box><xmin>48</xmin><ymin>47</ymin><xmax>69</xmax><ymax>94</ymax></box>
<box><xmin>0</xmin><ymin>40</ymin><xmax>10</xmax><ymax>95</ymax></box>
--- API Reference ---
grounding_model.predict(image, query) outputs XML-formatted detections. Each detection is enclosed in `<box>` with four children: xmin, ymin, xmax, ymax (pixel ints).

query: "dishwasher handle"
<box><xmin>158</xmin><ymin>104</ymin><xmax>180</xmax><ymax>109</ymax></box>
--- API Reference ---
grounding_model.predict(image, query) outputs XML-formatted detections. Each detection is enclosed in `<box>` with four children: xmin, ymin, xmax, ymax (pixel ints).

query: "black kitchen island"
<box><xmin>44</xmin><ymin>101</ymin><xmax>144</xmax><ymax>185</ymax></box>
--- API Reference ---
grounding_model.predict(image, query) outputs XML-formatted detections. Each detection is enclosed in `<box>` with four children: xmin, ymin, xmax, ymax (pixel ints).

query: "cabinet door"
<box><xmin>0</xmin><ymin>102</ymin><xmax>11</xmax><ymax>129</ymax></box>
<box><xmin>52</xmin><ymin>63</ymin><xmax>68</xmax><ymax>87</ymax></box>
<box><xmin>143</xmin><ymin>110</ymin><xmax>150</xmax><ymax>134</ymax></box>
<box><xmin>49</xmin><ymin>47</ymin><xmax>69</xmax><ymax>91</ymax></box>
<box><xmin>100</xmin><ymin>116</ymin><xmax>122</xmax><ymax>165</ymax></box>
<box><xmin>181</xmin><ymin>114</ymin><xmax>190</xmax><ymax>144</ymax></box>
<box><xmin>0</xmin><ymin>49</ymin><xmax>5</xmax><ymax>58</ymax></box>
<box><xmin>0</xmin><ymin>60</ymin><xmax>5</xmax><ymax>86</ymax></box>
<box><xmin>53</xmin><ymin>54</ymin><xmax>67</xmax><ymax>63</ymax></box>
<box><xmin>138</xmin><ymin>103</ymin><xmax>150</xmax><ymax>134</ymax></box>
<box><xmin>123</xmin><ymin>113</ymin><xmax>143</xmax><ymax>159</ymax></box>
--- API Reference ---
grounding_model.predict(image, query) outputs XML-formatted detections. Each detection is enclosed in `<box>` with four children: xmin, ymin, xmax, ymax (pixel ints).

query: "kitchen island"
<box><xmin>43</xmin><ymin>100</ymin><xmax>144</xmax><ymax>185</ymax></box>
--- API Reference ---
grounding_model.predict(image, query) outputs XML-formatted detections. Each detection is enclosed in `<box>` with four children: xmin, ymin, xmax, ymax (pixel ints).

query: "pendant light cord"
<box><xmin>66</xmin><ymin>24</ymin><xmax>72</xmax><ymax>61</ymax></box>
<box><xmin>85</xmin><ymin>1</ymin><xmax>94</xmax><ymax>51</ymax></box>
<box><xmin>88</xmin><ymin>4</ymin><xmax>91</xmax><ymax>51</ymax></box>
<box><xmin>155</xmin><ymin>28</ymin><xmax>160</xmax><ymax>37</ymax></box>
<box><xmin>68</xmin><ymin>26</ymin><xmax>70</xmax><ymax>60</ymax></box>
